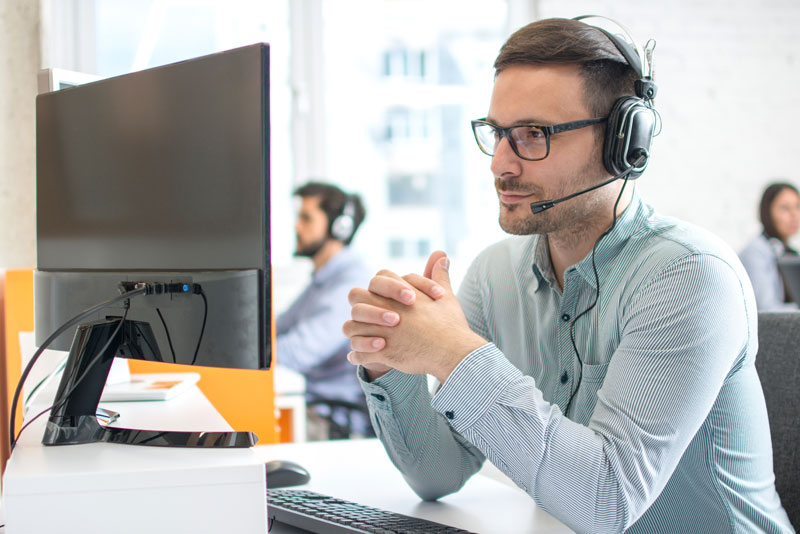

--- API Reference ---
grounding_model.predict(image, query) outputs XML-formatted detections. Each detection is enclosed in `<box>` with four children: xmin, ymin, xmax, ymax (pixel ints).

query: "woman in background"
<box><xmin>739</xmin><ymin>182</ymin><xmax>800</xmax><ymax>310</ymax></box>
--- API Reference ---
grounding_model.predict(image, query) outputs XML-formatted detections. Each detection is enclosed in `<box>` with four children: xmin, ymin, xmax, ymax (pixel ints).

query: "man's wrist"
<box><xmin>434</xmin><ymin>333</ymin><xmax>489</xmax><ymax>384</ymax></box>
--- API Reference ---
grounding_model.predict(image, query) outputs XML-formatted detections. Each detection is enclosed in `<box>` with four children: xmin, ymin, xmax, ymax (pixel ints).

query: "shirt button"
<box><xmin>560</xmin><ymin>372</ymin><xmax>569</xmax><ymax>384</ymax></box>
<box><xmin>561</xmin><ymin>313</ymin><xmax>571</xmax><ymax>322</ymax></box>
<box><xmin>371</xmin><ymin>393</ymin><xmax>385</xmax><ymax>402</ymax></box>
<box><xmin>445</xmin><ymin>411</ymin><xmax>455</xmax><ymax>420</ymax></box>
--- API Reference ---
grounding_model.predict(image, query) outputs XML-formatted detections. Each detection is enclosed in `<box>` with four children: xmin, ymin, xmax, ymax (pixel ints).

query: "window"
<box><xmin>383</xmin><ymin>47</ymin><xmax>428</xmax><ymax>79</ymax></box>
<box><xmin>388</xmin><ymin>174</ymin><xmax>434</xmax><ymax>206</ymax></box>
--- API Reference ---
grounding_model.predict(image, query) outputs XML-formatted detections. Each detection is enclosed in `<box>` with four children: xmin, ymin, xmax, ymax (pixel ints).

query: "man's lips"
<box><xmin>498</xmin><ymin>191</ymin><xmax>537</xmax><ymax>204</ymax></box>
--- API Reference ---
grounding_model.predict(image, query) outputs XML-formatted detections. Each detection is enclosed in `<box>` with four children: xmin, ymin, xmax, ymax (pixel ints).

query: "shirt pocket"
<box><xmin>571</xmin><ymin>362</ymin><xmax>610</xmax><ymax>424</ymax></box>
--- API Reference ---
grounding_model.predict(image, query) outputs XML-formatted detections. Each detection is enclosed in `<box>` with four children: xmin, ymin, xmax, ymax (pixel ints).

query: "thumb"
<box><xmin>423</xmin><ymin>250</ymin><xmax>447</xmax><ymax>279</ymax></box>
<box><xmin>430</xmin><ymin>255</ymin><xmax>452</xmax><ymax>292</ymax></box>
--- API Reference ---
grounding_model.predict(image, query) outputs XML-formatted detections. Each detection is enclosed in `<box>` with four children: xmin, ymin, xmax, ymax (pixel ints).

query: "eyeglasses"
<box><xmin>470</xmin><ymin>117</ymin><xmax>607</xmax><ymax>161</ymax></box>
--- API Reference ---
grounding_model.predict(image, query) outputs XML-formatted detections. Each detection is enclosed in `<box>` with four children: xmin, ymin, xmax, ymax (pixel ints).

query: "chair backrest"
<box><xmin>306</xmin><ymin>398</ymin><xmax>373</xmax><ymax>440</ymax></box>
<box><xmin>756</xmin><ymin>311</ymin><xmax>800</xmax><ymax>529</ymax></box>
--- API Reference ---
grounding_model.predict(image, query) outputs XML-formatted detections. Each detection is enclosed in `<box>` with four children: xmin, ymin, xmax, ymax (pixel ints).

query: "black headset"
<box><xmin>573</xmin><ymin>15</ymin><xmax>658</xmax><ymax>180</ymax></box>
<box><xmin>330</xmin><ymin>195</ymin><xmax>357</xmax><ymax>242</ymax></box>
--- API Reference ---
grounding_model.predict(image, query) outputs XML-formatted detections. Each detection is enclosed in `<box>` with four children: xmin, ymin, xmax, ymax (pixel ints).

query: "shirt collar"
<box><xmin>531</xmin><ymin>188</ymin><xmax>647</xmax><ymax>291</ymax></box>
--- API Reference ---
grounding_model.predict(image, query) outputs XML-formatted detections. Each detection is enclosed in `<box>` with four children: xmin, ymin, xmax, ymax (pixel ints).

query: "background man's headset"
<box><xmin>330</xmin><ymin>195</ymin><xmax>357</xmax><ymax>242</ymax></box>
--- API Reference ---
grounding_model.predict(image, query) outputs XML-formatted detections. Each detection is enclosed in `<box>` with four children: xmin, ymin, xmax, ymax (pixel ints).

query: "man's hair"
<box><xmin>760</xmin><ymin>181</ymin><xmax>799</xmax><ymax>244</ymax></box>
<box><xmin>294</xmin><ymin>181</ymin><xmax>366</xmax><ymax>245</ymax></box>
<box><xmin>494</xmin><ymin>18</ymin><xmax>640</xmax><ymax>121</ymax></box>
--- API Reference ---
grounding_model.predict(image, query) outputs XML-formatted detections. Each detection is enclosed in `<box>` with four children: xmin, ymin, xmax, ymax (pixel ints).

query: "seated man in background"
<box><xmin>277</xmin><ymin>181</ymin><xmax>372</xmax><ymax>439</ymax></box>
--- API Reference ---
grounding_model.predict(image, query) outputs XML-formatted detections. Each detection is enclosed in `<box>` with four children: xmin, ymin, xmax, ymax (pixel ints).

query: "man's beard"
<box><xmin>294</xmin><ymin>236</ymin><xmax>329</xmax><ymax>258</ymax></box>
<box><xmin>497</xmin><ymin>159</ymin><xmax>610</xmax><ymax>237</ymax></box>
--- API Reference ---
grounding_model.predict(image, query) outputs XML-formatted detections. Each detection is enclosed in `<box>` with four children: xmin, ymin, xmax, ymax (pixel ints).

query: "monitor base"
<box><xmin>42</xmin><ymin>415</ymin><xmax>257</xmax><ymax>447</ymax></box>
<box><xmin>41</xmin><ymin>318</ymin><xmax>258</xmax><ymax>449</ymax></box>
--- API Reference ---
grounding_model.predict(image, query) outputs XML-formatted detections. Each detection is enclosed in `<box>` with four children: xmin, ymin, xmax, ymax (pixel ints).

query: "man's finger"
<box><xmin>347</xmin><ymin>349</ymin><xmax>389</xmax><ymax>367</ymax></box>
<box><xmin>423</xmin><ymin>250</ymin><xmax>448</xmax><ymax>279</ymax></box>
<box><xmin>368</xmin><ymin>274</ymin><xmax>417</xmax><ymax>305</ymax></box>
<box><xmin>430</xmin><ymin>255</ymin><xmax>452</xmax><ymax>292</ymax></box>
<box><xmin>342</xmin><ymin>319</ymin><xmax>392</xmax><ymax>339</ymax></box>
<box><xmin>349</xmin><ymin>335</ymin><xmax>386</xmax><ymax>353</ymax></box>
<box><xmin>351</xmin><ymin>303</ymin><xmax>400</xmax><ymax>326</ymax></box>
<box><xmin>403</xmin><ymin>273</ymin><xmax>446</xmax><ymax>299</ymax></box>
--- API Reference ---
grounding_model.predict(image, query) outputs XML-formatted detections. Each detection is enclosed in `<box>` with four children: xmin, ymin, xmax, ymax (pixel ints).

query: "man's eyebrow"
<box><xmin>484</xmin><ymin>116</ymin><xmax>549</xmax><ymax>127</ymax></box>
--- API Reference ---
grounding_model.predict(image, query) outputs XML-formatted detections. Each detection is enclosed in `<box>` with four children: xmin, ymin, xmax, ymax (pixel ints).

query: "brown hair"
<box><xmin>494</xmin><ymin>18</ymin><xmax>640</xmax><ymax>120</ymax></box>
<box><xmin>760</xmin><ymin>182</ymin><xmax>799</xmax><ymax>246</ymax></box>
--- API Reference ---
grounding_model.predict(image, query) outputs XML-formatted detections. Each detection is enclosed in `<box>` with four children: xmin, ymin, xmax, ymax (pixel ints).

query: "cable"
<box><xmin>564</xmin><ymin>161</ymin><xmax>641</xmax><ymax>413</ymax></box>
<box><xmin>155</xmin><ymin>308</ymin><xmax>177</xmax><ymax>363</ymax></box>
<box><xmin>10</xmin><ymin>306</ymin><xmax>130</xmax><ymax>452</ymax></box>
<box><xmin>190</xmin><ymin>289</ymin><xmax>208</xmax><ymax>366</ymax></box>
<box><xmin>8</xmin><ymin>281</ymin><xmax>206</xmax><ymax>452</ymax></box>
<box><xmin>23</xmin><ymin>355</ymin><xmax>68</xmax><ymax>416</ymax></box>
<box><xmin>156</xmin><ymin>288</ymin><xmax>207</xmax><ymax>366</ymax></box>
<box><xmin>8</xmin><ymin>287</ymin><xmax>145</xmax><ymax>452</ymax></box>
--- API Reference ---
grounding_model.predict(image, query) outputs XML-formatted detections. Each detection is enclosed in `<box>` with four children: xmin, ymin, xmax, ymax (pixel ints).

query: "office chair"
<box><xmin>756</xmin><ymin>311</ymin><xmax>800</xmax><ymax>529</ymax></box>
<box><xmin>306</xmin><ymin>398</ymin><xmax>374</xmax><ymax>440</ymax></box>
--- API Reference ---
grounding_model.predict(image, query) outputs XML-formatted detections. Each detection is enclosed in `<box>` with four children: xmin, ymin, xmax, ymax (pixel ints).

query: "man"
<box><xmin>343</xmin><ymin>18</ymin><xmax>793</xmax><ymax>534</ymax></box>
<box><xmin>277</xmin><ymin>181</ymin><xmax>371</xmax><ymax>438</ymax></box>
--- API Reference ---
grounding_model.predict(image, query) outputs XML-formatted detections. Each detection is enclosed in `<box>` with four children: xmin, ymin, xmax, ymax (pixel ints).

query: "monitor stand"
<box><xmin>41</xmin><ymin>318</ymin><xmax>257</xmax><ymax>448</ymax></box>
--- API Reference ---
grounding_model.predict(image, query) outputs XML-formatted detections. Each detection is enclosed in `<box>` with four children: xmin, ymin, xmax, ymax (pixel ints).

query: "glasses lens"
<box><xmin>509</xmin><ymin>126</ymin><xmax>547</xmax><ymax>160</ymax></box>
<box><xmin>473</xmin><ymin>122</ymin><xmax>499</xmax><ymax>156</ymax></box>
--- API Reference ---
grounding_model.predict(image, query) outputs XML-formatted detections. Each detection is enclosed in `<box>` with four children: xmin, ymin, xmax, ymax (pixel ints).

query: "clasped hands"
<box><xmin>342</xmin><ymin>250</ymin><xmax>487</xmax><ymax>383</ymax></box>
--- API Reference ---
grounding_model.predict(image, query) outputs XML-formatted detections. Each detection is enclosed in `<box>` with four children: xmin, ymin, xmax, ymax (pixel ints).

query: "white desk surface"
<box><xmin>253</xmin><ymin>439</ymin><xmax>573</xmax><ymax>534</ymax></box>
<box><xmin>2</xmin><ymin>387</ymin><xmax>267</xmax><ymax>533</ymax></box>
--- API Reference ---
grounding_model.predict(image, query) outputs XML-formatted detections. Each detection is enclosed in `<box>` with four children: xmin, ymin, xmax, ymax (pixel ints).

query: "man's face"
<box><xmin>294</xmin><ymin>196</ymin><xmax>330</xmax><ymax>257</ymax></box>
<box><xmin>487</xmin><ymin>64</ymin><xmax>611</xmax><ymax>236</ymax></box>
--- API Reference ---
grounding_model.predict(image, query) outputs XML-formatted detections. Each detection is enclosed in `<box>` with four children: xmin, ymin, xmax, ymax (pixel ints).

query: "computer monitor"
<box><xmin>777</xmin><ymin>255</ymin><xmax>800</xmax><ymax>304</ymax></box>
<box><xmin>34</xmin><ymin>43</ymin><xmax>272</xmax><ymax>448</ymax></box>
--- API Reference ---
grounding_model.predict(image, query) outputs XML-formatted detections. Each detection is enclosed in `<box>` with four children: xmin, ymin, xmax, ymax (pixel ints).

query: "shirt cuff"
<box><xmin>357</xmin><ymin>365</ymin><xmax>428</xmax><ymax>411</ymax></box>
<box><xmin>431</xmin><ymin>343</ymin><xmax>523</xmax><ymax>432</ymax></box>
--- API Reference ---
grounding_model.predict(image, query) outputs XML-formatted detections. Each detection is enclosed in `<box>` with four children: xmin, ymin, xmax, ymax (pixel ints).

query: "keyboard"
<box><xmin>267</xmin><ymin>489</ymin><xmax>477</xmax><ymax>534</ymax></box>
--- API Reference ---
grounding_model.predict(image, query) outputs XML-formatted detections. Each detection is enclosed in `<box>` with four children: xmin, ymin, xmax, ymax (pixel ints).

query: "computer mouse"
<box><xmin>265</xmin><ymin>459</ymin><xmax>311</xmax><ymax>489</ymax></box>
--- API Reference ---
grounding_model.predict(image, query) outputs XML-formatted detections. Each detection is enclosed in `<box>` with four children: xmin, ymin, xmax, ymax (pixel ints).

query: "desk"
<box><xmin>253</xmin><ymin>439</ymin><xmax>573</xmax><ymax>534</ymax></box>
<box><xmin>2</xmin><ymin>387</ymin><xmax>268</xmax><ymax>533</ymax></box>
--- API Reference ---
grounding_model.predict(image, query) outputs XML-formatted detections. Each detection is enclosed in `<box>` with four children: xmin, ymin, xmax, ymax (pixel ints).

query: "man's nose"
<box><xmin>490</xmin><ymin>135</ymin><xmax>522</xmax><ymax>177</ymax></box>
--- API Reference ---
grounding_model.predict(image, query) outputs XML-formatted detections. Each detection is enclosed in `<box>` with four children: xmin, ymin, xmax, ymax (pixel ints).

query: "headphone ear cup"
<box><xmin>603</xmin><ymin>96</ymin><xmax>656</xmax><ymax>179</ymax></box>
<box><xmin>331</xmin><ymin>212</ymin><xmax>354</xmax><ymax>242</ymax></box>
<box><xmin>330</xmin><ymin>197</ymin><xmax>356</xmax><ymax>242</ymax></box>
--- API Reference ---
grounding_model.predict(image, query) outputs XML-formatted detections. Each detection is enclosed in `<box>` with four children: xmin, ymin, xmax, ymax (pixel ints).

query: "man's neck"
<box><xmin>548</xmin><ymin>187</ymin><xmax>634</xmax><ymax>289</ymax></box>
<box><xmin>312</xmin><ymin>240</ymin><xmax>345</xmax><ymax>271</ymax></box>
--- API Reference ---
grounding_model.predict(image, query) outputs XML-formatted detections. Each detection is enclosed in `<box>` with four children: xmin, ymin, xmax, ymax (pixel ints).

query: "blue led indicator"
<box><xmin>182</xmin><ymin>284</ymin><xmax>190</xmax><ymax>292</ymax></box>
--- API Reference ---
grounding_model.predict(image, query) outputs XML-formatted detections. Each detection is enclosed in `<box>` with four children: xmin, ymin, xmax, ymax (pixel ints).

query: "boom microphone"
<box><xmin>529</xmin><ymin>152</ymin><xmax>647</xmax><ymax>214</ymax></box>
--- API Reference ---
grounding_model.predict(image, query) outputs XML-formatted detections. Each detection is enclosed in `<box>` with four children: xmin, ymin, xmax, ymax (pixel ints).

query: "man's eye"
<box><xmin>515</xmin><ymin>127</ymin><xmax>545</xmax><ymax>143</ymax></box>
<box><xmin>524</xmin><ymin>127</ymin><xmax>545</xmax><ymax>139</ymax></box>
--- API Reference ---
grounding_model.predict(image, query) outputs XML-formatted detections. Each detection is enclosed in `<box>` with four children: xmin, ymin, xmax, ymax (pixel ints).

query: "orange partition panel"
<box><xmin>2</xmin><ymin>269</ymin><xmax>35</xmax><ymax>472</ymax></box>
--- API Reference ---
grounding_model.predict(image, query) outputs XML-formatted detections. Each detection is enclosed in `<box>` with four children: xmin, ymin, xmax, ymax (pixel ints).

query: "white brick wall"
<box><xmin>533</xmin><ymin>0</ymin><xmax>800</xmax><ymax>252</ymax></box>
<box><xmin>0</xmin><ymin>0</ymin><xmax>39</xmax><ymax>269</ymax></box>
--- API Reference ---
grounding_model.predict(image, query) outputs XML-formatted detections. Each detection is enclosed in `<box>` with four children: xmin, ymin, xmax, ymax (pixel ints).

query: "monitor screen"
<box><xmin>35</xmin><ymin>43</ymin><xmax>272</xmax><ymax>371</ymax></box>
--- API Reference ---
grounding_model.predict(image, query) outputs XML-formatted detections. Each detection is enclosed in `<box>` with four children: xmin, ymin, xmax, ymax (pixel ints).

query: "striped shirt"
<box><xmin>359</xmin><ymin>190</ymin><xmax>794</xmax><ymax>533</ymax></box>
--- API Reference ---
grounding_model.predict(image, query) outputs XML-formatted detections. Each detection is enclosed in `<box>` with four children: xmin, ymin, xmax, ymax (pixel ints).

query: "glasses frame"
<box><xmin>470</xmin><ymin>117</ymin><xmax>608</xmax><ymax>161</ymax></box>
